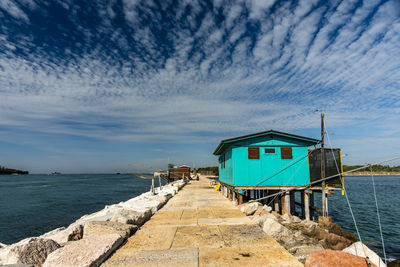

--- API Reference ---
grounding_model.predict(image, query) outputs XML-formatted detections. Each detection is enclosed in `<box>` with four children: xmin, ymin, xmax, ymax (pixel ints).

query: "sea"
<box><xmin>313</xmin><ymin>175</ymin><xmax>400</xmax><ymax>262</ymax></box>
<box><xmin>0</xmin><ymin>174</ymin><xmax>155</xmax><ymax>245</ymax></box>
<box><xmin>0</xmin><ymin>174</ymin><xmax>399</xmax><ymax>262</ymax></box>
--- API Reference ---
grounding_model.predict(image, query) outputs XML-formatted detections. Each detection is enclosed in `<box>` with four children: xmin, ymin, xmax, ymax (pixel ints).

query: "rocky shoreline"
<box><xmin>0</xmin><ymin>180</ymin><xmax>186</xmax><ymax>267</ymax></box>
<box><xmin>345</xmin><ymin>171</ymin><xmax>400</xmax><ymax>176</ymax></box>
<box><xmin>238</xmin><ymin>201</ymin><xmax>387</xmax><ymax>266</ymax></box>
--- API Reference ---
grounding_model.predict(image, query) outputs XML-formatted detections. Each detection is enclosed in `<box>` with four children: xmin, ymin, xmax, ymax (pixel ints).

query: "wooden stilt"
<box><xmin>300</xmin><ymin>190</ymin><xmax>305</xmax><ymax>219</ymax></box>
<box><xmin>310</xmin><ymin>191</ymin><xmax>315</xmax><ymax>220</ymax></box>
<box><xmin>285</xmin><ymin>192</ymin><xmax>291</xmax><ymax>215</ymax></box>
<box><xmin>304</xmin><ymin>191</ymin><xmax>310</xmax><ymax>221</ymax></box>
<box><xmin>290</xmin><ymin>191</ymin><xmax>295</xmax><ymax>216</ymax></box>
<box><xmin>274</xmin><ymin>192</ymin><xmax>280</xmax><ymax>212</ymax></box>
<box><xmin>281</xmin><ymin>193</ymin><xmax>286</xmax><ymax>215</ymax></box>
<box><xmin>238</xmin><ymin>193</ymin><xmax>243</xmax><ymax>205</ymax></box>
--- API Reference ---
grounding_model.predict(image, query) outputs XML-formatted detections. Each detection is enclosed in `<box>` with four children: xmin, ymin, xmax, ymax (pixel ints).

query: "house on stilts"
<box><xmin>213</xmin><ymin>130</ymin><xmax>344</xmax><ymax>220</ymax></box>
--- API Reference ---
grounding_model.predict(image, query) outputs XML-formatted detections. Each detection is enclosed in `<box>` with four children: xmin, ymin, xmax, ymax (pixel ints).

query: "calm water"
<box><xmin>314</xmin><ymin>176</ymin><xmax>400</xmax><ymax>261</ymax></box>
<box><xmin>0</xmin><ymin>174</ymin><xmax>154</xmax><ymax>244</ymax></box>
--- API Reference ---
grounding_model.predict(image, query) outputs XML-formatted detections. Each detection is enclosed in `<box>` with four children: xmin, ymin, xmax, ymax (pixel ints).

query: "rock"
<box><xmin>0</xmin><ymin>238</ymin><xmax>60</xmax><ymax>267</ymax></box>
<box><xmin>281</xmin><ymin>213</ymin><xmax>292</xmax><ymax>223</ymax></box>
<box><xmin>240</xmin><ymin>202</ymin><xmax>262</xmax><ymax>216</ymax></box>
<box><xmin>251</xmin><ymin>212</ymin><xmax>277</xmax><ymax>226</ymax></box>
<box><xmin>111</xmin><ymin>209</ymin><xmax>152</xmax><ymax>226</ymax></box>
<box><xmin>263</xmin><ymin>205</ymin><xmax>272</xmax><ymax>213</ymax></box>
<box><xmin>84</xmin><ymin>221</ymin><xmax>138</xmax><ymax>239</ymax></box>
<box><xmin>41</xmin><ymin>223</ymin><xmax>84</xmax><ymax>244</ymax></box>
<box><xmin>43</xmin><ymin>234</ymin><xmax>123</xmax><ymax>267</ymax></box>
<box><xmin>318</xmin><ymin>216</ymin><xmax>356</xmax><ymax>242</ymax></box>
<box><xmin>1</xmin><ymin>264</ymin><xmax>34</xmax><ymax>267</ymax></box>
<box><xmin>292</xmin><ymin>216</ymin><xmax>301</xmax><ymax>223</ymax></box>
<box><xmin>343</xmin><ymin>242</ymin><xmax>386</xmax><ymax>267</ymax></box>
<box><xmin>305</xmin><ymin>249</ymin><xmax>377</xmax><ymax>267</ymax></box>
<box><xmin>253</xmin><ymin>206</ymin><xmax>265</xmax><ymax>216</ymax></box>
<box><xmin>289</xmin><ymin>243</ymin><xmax>324</xmax><ymax>264</ymax></box>
<box><xmin>18</xmin><ymin>239</ymin><xmax>61</xmax><ymax>267</ymax></box>
<box><xmin>262</xmin><ymin>218</ymin><xmax>291</xmax><ymax>241</ymax></box>
<box><xmin>1</xmin><ymin>238</ymin><xmax>37</xmax><ymax>265</ymax></box>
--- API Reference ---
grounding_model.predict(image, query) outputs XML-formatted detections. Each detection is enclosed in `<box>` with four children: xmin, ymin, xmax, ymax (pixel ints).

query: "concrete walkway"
<box><xmin>102</xmin><ymin>177</ymin><xmax>302</xmax><ymax>267</ymax></box>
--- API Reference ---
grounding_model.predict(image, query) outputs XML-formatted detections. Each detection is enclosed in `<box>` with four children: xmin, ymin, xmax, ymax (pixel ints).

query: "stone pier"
<box><xmin>102</xmin><ymin>177</ymin><xmax>302</xmax><ymax>267</ymax></box>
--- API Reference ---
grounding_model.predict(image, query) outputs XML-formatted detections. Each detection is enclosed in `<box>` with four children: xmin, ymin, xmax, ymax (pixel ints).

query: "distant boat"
<box><xmin>116</xmin><ymin>172</ymin><xmax>121</xmax><ymax>175</ymax></box>
<box><xmin>50</xmin><ymin>172</ymin><xmax>61</xmax><ymax>175</ymax></box>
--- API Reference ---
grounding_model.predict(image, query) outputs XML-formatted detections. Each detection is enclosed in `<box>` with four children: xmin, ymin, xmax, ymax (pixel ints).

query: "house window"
<box><xmin>265</xmin><ymin>148</ymin><xmax>275</xmax><ymax>154</ymax></box>
<box><xmin>248</xmin><ymin>147</ymin><xmax>259</xmax><ymax>159</ymax></box>
<box><xmin>281</xmin><ymin>147</ymin><xmax>292</xmax><ymax>159</ymax></box>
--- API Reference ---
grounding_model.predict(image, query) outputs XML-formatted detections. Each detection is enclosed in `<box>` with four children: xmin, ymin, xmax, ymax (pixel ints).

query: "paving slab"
<box><xmin>197</xmin><ymin>217</ymin><xmax>253</xmax><ymax>226</ymax></box>
<box><xmin>103</xmin><ymin>248</ymin><xmax>198</xmax><ymax>267</ymax></box>
<box><xmin>113</xmin><ymin>227</ymin><xmax>177</xmax><ymax>254</ymax></box>
<box><xmin>171</xmin><ymin>226</ymin><xmax>225</xmax><ymax>249</ymax></box>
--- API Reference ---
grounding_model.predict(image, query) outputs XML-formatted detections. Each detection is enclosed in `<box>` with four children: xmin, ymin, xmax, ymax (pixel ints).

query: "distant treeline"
<box><xmin>197</xmin><ymin>166</ymin><xmax>218</xmax><ymax>175</ymax></box>
<box><xmin>0</xmin><ymin>166</ymin><xmax>29</xmax><ymax>175</ymax></box>
<box><xmin>343</xmin><ymin>164</ymin><xmax>400</xmax><ymax>173</ymax></box>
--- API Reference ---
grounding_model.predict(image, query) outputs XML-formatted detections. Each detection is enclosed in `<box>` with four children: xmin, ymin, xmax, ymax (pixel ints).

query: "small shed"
<box><xmin>213</xmin><ymin>130</ymin><xmax>320</xmax><ymax>188</ymax></box>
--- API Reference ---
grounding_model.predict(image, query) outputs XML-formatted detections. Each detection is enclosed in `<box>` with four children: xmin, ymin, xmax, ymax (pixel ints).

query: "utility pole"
<box><xmin>321</xmin><ymin>113</ymin><xmax>327</xmax><ymax>217</ymax></box>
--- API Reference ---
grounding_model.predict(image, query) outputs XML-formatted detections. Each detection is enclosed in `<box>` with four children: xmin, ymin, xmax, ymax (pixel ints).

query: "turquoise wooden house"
<box><xmin>213</xmin><ymin>130</ymin><xmax>320</xmax><ymax>188</ymax></box>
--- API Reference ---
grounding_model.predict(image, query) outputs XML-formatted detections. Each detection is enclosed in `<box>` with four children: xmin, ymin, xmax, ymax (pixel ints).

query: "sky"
<box><xmin>0</xmin><ymin>0</ymin><xmax>400</xmax><ymax>173</ymax></box>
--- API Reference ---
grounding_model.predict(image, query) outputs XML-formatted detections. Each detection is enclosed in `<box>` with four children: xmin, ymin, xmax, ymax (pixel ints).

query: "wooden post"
<box><xmin>290</xmin><ymin>191</ymin><xmax>295</xmax><ymax>216</ymax></box>
<box><xmin>321</xmin><ymin>113</ymin><xmax>327</xmax><ymax>217</ymax></box>
<box><xmin>304</xmin><ymin>191</ymin><xmax>310</xmax><ymax>221</ymax></box>
<box><xmin>281</xmin><ymin>193</ymin><xmax>286</xmax><ymax>215</ymax></box>
<box><xmin>274</xmin><ymin>194</ymin><xmax>280</xmax><ymax>212</ymax></box>
<box><xmin>285</xmin><ymin>191</ymin><xmax>291</xmax><ymax>215</ymax></box>
<box><xmin>238</xmin><ymin>193</ymin><xmax>243</xmax><ymax>205</ymax></box>
<box><xmin>310</xmin><ymin>191</ymin><xmax>315</xmax><ymax>220</ymax></box>
<box><xmin>300</xmin><ymin>190</ymin><xmax>305</xmax><ymax>218</ymax></box>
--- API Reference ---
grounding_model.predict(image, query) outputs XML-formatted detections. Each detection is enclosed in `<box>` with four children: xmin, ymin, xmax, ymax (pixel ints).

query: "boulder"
<box><xmin>305</xmin><ymin>249</ymin><xmax>377</xmax><ymax>267</ymax></box>
<box><xmin>41</xmin><ymin>223</ymin><xmax>84</xmax><ymax>244</ymax></box>
<box><xmin>318</xmin><ymin>216</ymin><xmax>356</xmax><ymax>242</ymax></box>
<box><xmin>262</xmin><ymin>218</ymin><xmax>291</xmax><ymax>241</ymax></box>
<box><xmin>84</xmin><ymin>221</ymin><xmax>138</xmax><ymax>239</ymax></box>
<box><xmin>281</xmin><ymin>213</ymin><xmax>293</xmax><ymax>223</ymax></box>
<box><xmin>289</xmin><ymin>243</ymin><xmax>324</xmax><ymax>264</ymax></box>
<box><xmin>263</xmin><ymin>205</ymin><xmax>272</xmax><ymax>213</ymax></box>
<box><xmin>240</xmin><ymin>202</ymin><xmax>262</xmax><ymax>216</ymax></box>
<box><xmin>291</xmin><ymin>216</ymin><xmax>301</xmax><ymax>223</ymax></box>
<box><xmin>18</xmin><ymin>239</ymin><xmax>61</xmax><ymax>267</ymax></box>
<box><xmin>1</xmin><ymin>238</ymin><xmax>36</xmax><ymax>265</ymax></box>
<box><xmin>110</xmin><ymin>209</ymin><xmax>152</xmax><ymax>226</ymax></box>
<box><xmin>43</xmin><ymin>234</ymin><xmax>123</xmax><ymax>267</ymax></box>
<box><xmin>251</xmin><ymin>213</ymin><xmax>276</xmax><ymax>226</ymax></box>
<box><xmin>343</xmin><ymin>242</ymin><xmax>386</xmax><ymax>267</ymax></box>
<box><xmin>1</xmin><ymin>264</ymin><xmax>34</xmax><ymax>267</ymax></box>
<box><xmin>0</xmin><ymin>238</ymin><xmax>60</xmax><ymax>267</ymax></box>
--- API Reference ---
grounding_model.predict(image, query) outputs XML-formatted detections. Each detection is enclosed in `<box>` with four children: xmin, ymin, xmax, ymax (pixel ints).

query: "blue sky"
<box><xmin>0</xmin><ymin>0</ymin><xmax>400</xmax><ymax>173</ymax></box>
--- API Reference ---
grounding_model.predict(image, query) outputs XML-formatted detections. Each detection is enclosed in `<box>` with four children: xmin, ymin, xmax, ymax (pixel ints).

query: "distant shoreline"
<box><xmin>345</xmin><ymin>171</ymin><xmax>400</xmax><ymax>176</ymax></box>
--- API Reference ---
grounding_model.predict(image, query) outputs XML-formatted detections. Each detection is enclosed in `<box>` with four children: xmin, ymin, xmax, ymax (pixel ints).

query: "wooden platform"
<box><xmin>102</xmin><ymin>177</ymin><xmax>302</xmax><ymax>267</ymax></box>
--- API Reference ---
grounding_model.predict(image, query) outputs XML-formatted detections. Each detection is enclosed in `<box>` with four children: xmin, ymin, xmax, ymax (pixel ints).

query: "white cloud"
<box><xmin>0</xmin><ymin>0</ymin><xmax>399</xmax><ymax>166</ymax></box>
